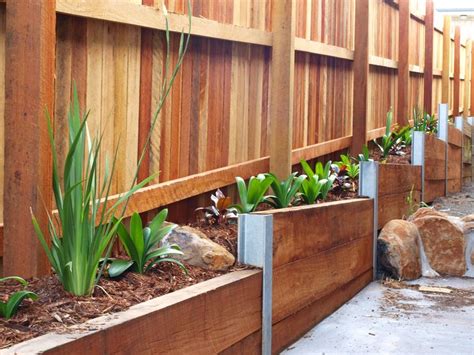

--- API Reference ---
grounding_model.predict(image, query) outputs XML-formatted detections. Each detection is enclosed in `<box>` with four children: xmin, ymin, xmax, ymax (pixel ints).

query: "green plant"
<box><xmin>300</xmin><ymin>160</ymin><xmax>335</xmax><ymax>200</ymax></box>
<box><xmin>373</xmin><ymin>109</ymin><xmax>408</xmax><ymax>160</ymax></box>
<box><xmin>265</xmin><ymin>172</ymin><xmax>307</xmax><ymax>208</ymax></box>
<box><xmin>195</xmin><ymin>189</ymin><xmax>238</xmax><ymax>224</ymax></box>
<box><xmin>0</xmin><ymin>277</ymin><xmax>38</xmax><ymax>319</ymax></box>
<box><xmin>413</xmin><ymin>108</ymin><xmax>438</xmax><ymax>134</ymax></box>
<box><xmin>358</xmin><ymin>145</ymin><xmax>371</xmax><ymax>162</ymax></box>
<box><xmin>336</xmin><ymin>154</ymin><xmax>359</xmax><ymax>180</ymax></box>
<box><xmin>298</xmin><ymin>175</ymin><xmax>326</xmax><ymax>204</ymax></box>
<box><xmin>32</xmin><ymin>6</ymin><xmax>191</xmax><ymax>296</ymax></box>
<box><xmin>233</xmin><ymin>174</ymin><xmax>274</xmax><ymax>213</ymax></box>
<box><xmin>108</xmin><ymin>210</ymin><xmax>185</xmax><ymax>277</ymax></box>
<box><xmin>32</xmin><ymin>89</ymin><xmax>153</xmax><ymax>296</ymax></box>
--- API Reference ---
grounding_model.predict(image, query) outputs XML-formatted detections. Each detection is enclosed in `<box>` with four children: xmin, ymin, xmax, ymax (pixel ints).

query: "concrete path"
<box><xmin>283</xmin><ymin>277</ymin><xmax>474</xmax><ymax>355</ymax></box>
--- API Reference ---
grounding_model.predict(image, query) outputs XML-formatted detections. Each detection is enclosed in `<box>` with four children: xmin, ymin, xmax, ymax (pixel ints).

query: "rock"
<box><xmin>412</xmin><ymin>216</ymin><xmax>466</xmax><ymax>276</ymax></box>
<box><xmin>378</xmin><ymin>220</ymin><xmax>421</xmax><ymax>280</ymax></box>
<box><xmin>162</xmin><ymin>226</ymin><xmax>235</xmax><ymax>271</ymax></box>
<box><xmin>407</xmin><ymin>207</ymin><xmax>448</xmax><ymax>222</ymax></box>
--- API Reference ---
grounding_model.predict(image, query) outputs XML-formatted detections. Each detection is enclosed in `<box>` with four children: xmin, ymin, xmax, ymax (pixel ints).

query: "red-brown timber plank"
<box><xmin>256</xmin><ymin>199</ymin><xmax>374</xmax><ymax>268</ymax></box>
<box><xmin>272</xmin><ymin>236</ymin><xmax>373</xmax><ymax>324</ymax></box>
<box><xmin>397</xmin><ymin>0</ymin><xmax>410</xmax><ymax>125</ymax></box>
<box><xmin>137</xmin><ymin>0</ymin><xmax>154</xmax><ymax>183</ymax></box>
<box><xmin>3</xmin><ymin>0</ymin><xmax>56</xmax><ymax>277</ymax></box>
<box><xmin>378</xmin><ymin>164</ymin><xmax>422</xmax><ymax>196</ymax></box>
<box><xmin>272</xmin><ymin>268</ymin><xmax>373</xmax><ymax>353</ymax></box>
<box><xmin>351</xmin><ymin>0</ymin><xmax>369</xmax><ymax>155</ymax></box>
<box><xmin>442</xmin><ymin>17</ymin><xmax>451</xmax><ymax>104</ymax></box>
<box><xmin>8</xmin><ymin>270</ymin><xmax>262</xmax><ymax>354</ymax></box>
<box><xmin>423</xmin><ymin>0</ymin><xmax>434</xmax><ymax>114</ymax></box>
<box><xmin>453</xmin><ymin>26</ymin><xmax>461</xmax><ymax>116</ymax></box>
<box><xmin>270</xmin><ymin>0</ymin><xmax>295</xmax><ymax>179</ymax></box>
<box><xmin>70</xmin><ymin>16</ymin><xmax>87</xmax><ymax>105</ymax></box>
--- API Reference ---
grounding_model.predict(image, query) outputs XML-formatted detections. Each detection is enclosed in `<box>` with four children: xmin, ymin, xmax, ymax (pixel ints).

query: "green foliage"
<box><xmin>32</xmin><ymin>88</ymin><xmax>153</xmax><ymax>296</ymax></box>
<box><xmin>233</xmin><ymin>174</ymin><xmax>274</xmax><ymax>213</ymax></box>
<box><xmin>32</xmin><ymin>7</ymin><xmax>191</xmax><ymax>296</ymax></box>
<box><xmin>412</xmin><ymin>108</ymin><xmax>438</xmax><ymax>135</ymax></box>
<box><xmin>358</xmin><ymin>145</ymin><xmax>371</xmax><ymax>162</ymax></box>
<box><xmin>265</xmin><ymin>172</ymin><xmax>307</xmax><ymax>208</ymax></box>
<box><xmin>195</xmin><ymin>189</ymin><xmax>238</xmax><ymax>224</ymax></box>
<box><xmin>373</xmin><ymin>109</ymin><xmax>409</xmax><ymax>160</ymax></box>
<box><xmin>298</xmin><ymin>175</ymin><xmax>326</xmax><ymax>204</ymax></box>
<box><xmin>300</xmin><ymin>160</ymin><xmax>335</xmax><ymax>200</ymax></box>
<box><xmin>0</xmin><ymin>277</ymin><xmax>38</xmax><ymax>319</ymax></box>
<box><xmin>108</xmin><ymin>210</ymin><xmax>185</xmax><ymax>277</ymax></box>
<box><xmin>335</xmin><ymin>154</ymin><xmax>359</xmax><ymax>180</ymax></box>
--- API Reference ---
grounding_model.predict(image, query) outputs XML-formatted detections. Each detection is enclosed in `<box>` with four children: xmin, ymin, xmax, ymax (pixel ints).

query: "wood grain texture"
<box><xmin>272</xmin><ymin>235</ymin><xmax>372</xmax><ymax>324</ymax></box>
<box><xmin>3</xmin><ymin>0</ymin><xmax>56</xmax><ymax>277</ymax></box>
<box><xmin>272</xmin><ymin>268</ymin><xmax>372</xmax><ymax>353</ymax></box>
<box><xmin>269</xmin><ymin>0</ymin><xmax>295</xmax><ymax>179</ymax></box>
<box><xmin>442</xmin><ymin>16</ymin><xmax>451</xmax><ymax>104</ymax></box>
<box><xmin>423</xmin><ymin>0</ymin><xmax>434</xmax><ymax>114</ymax></box>
<box><xmin>255</xmin><ymin>199</ymin><xmax>373</xmax><ymax>268</ymax></box>
<box><xmin>397</xmin><ymin>0</ymin><xmax>410</xmax><ymax>125</ymax></box>
<box><xmin>453</xmin><ymin>26</ymin><xmax>461</xmax><ymax>116</ymax></box>
<box><xmin>377</xmin><ymin>164</ymin><xmax>422</xmax><ymax>228</ymax></box>
<box><xmin>447</xmin><ymin>129</ymin><xmax>463</xmax><ymax>194</ymax></box>
<box><xmin>424</xmin><ymin>134</ymin><xmax>446</xmax><ymax>202</ymax></box>
<box><xmin>352</xmin><ymin>0</ymin><xmax>369</xmax><ymax>154</ymax></box>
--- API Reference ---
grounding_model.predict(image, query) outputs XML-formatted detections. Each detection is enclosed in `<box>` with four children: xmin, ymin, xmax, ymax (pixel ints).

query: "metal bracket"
<box><xmin>438</xmin><ymin>103</ymin><xmax>449</xmax><ymax>195</ymax></box>
<box><xmin>411</xmin><ymin>130</ymin><xmax>425</xmax><ymax>202</ymax></box>
<box><xmin>238</xmin><ymin>214</ymin><xmax>273</xmax><ymax>355</ymax></box>
<box><xmin>359</xmin><ymin>161</ymin><xmax>379</xmax><ymax>279</ymax></box>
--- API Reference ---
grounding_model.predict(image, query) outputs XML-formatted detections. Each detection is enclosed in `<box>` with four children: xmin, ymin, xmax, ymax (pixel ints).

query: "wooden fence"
<box><xmin>1</xmin><ymin>0</ymin><xmax>473</xmax><ymax>277</ymax></box>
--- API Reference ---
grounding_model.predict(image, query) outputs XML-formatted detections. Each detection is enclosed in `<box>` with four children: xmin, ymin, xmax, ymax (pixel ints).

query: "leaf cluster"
<box><xmin>0</xmin><ymin>277</ymin><xmax>38</xmax><ymax>319</ymax></box>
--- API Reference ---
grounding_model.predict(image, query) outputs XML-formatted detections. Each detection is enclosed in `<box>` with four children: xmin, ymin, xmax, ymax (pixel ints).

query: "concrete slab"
<box><xmin>283</xmin><ymin>278</ymin><xmax>474</xmax><ymax>355</ymax></box>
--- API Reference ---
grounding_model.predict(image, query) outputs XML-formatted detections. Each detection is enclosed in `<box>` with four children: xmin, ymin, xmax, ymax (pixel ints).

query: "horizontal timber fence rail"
<box><xmin>1</xmin><ymin>0</ymin><xmax>474</xmax><ymax>276</ymax></box>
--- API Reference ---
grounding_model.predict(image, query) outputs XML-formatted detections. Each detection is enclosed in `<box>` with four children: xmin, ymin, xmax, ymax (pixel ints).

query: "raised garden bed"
<box><xmin>238</xmin><ymin>198</ymin><xmax>374</xmax><ymax>353</ymax></box>
<box><xmin>359</xmin><ymin>161</ymin><xmax>422</xmax><ymax>230</ymax></box>
<box><xmin>4</xmin><ymin>270</ymin><xmax>262</xmax><ymax>354</ymax></box>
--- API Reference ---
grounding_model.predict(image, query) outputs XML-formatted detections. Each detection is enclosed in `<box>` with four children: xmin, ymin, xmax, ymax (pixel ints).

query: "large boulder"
<box><xmin>412</xmin><ymin>216</ymin><xmax>466</xmax><ymax>276</ymax></box>
<box><xmin>407</xmin><ymin>207</ymin><xmax>448</xmax><ymax>221</ymax></box>
<box><xmin>162</xmin><ymin>226</ymin><xmax>235</xmax><ymax>271</ymax></box>
<box><xmin>378</xmin><ymin>220</ymin><xmax>421</xmax><ymax>280</ymax></box>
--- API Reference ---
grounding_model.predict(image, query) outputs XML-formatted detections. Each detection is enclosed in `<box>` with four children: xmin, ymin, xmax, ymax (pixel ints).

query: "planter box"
<box><xmin>5</xmin><ymin>270</ymin><xmax>263</xmax><ymax>354</ymax></box>
<box><xmin>359</xmin><ymin>161</ymin><xmax>422</xmax><ymax>230</ymax></box>
<box><xmin>447</xmin><ymin>125</ymin><xmax>463</xmax><ymax>194</ymax></box>
<box><xmin>238</xmin><ymin>199</ymin><xmax>374</xmax><ymax>353</ymax></box>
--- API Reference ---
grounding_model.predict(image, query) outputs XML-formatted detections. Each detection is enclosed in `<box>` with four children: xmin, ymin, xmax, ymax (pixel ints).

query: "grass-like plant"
<box><xmin>32</xmin><ymin>89</ymin><xmax>154</xmax><ymax>296</ymax></box>
<box><xmin>32</xmin><ymin>5</ymin><xmax>191</xmax><ymax>296</ymax></box>
<box><xmin>373</xmin><ymin>109</ymin><xmax>397</xmax><ymax>159</ymax></box>
<box><xmin>358</xmin><ymin>145</ymin><xmax>371</xmax><ymax>162</ymax></box>
<box><xmin>300</xmin><ymin>160</ymin><xmax>335</xmax><ymax>200</ymax></box>
<box><xmin>233</xmin><ymin>174</ymin><xmax>273</xmax><ymax>213</ymax></box>
<box><xmin>108</xmin><ymin>210</ymin><xmax>185</xmax><ymax>277</ymax></box>
<box><xmin>0</xmin><ymin>277</ymin><xmax>38</xmax><ymax>319</ymax></box>
<box><xmin>265</xmin><ymin>172</ymin><xmax>307</xmax><ymax>208</ymax></box>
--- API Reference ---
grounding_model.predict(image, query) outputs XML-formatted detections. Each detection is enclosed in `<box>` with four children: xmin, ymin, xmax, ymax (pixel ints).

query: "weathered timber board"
<box><xmin>447</xmin><ymin>141</ymin><xmax>463</xmax><ymax>194</ymax></box>
<box><xmin>255</xmin><ymin>199</ymin><xmax>373</xmax><ymax>268</ymax></box>
<box><xmin>6</xmin><ymin>270</ymin><xmax>262</xmax><ymax>355</ymax></box>
<box><xmin>223</xmin><ymin>269</ymin><xmax>373</xmax><ymax>355</ymax></box>
<box><xmin>272</xmin><ymin>236</ymin><xmax>372</xmax><ymax>324</ymax></box>
<box><xmin>424</xmin><ymin>134</ymin><xmax>446</xmax><ymax>202</ymax></box>
<box><xmin>377</xmin><ymin>164</ymin><xmax>422</xmax><ymax>229</ymax></box>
